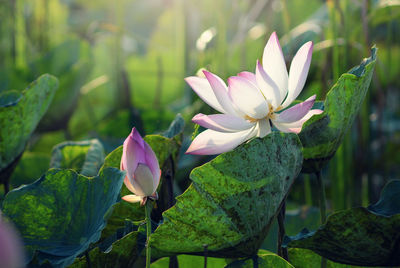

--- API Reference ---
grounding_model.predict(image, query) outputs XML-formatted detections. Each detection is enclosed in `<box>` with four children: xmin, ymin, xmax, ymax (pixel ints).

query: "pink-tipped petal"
<box><xmin>192</xmin><ymin>113</ymin><xmax>253</xmax><ymax>133</ymax></box>
<box><xmin>122</xmin><ymin>194</ymin><xmax>143</xmax><ymax>203</ymax></box>
<box><xmin>0</xmin><ymin>220</ymin><xmax>24</xmax><ymax>268</ymax></box>
<box><xmin>275</xmin><ymin>95</ymin><xmax>316</xmax><ymax>123</ymax></box>
<box><xmin>228</xmin><ymin>76</ymin><xmax>269</xmax><ymax>119</ymax></box>
<box><xmin>300</xmin><ymin>109</ymin><xmax>323</xmax><ymax>121</ymax></box>
<box><xmin>133</xmin><ymin>164</ymin><xmax>156</xmax><ymax>196</ymax></box>
<box><xmin>255</xmin><ymin>60</ymin><xmax>281</xmax><ymax>109</ymax></box>
<box><xmin>262</xmin><ymin>32</ymin><xmax>288</xmax><ymax>103</ymax></box>
<box><xmin>272</xmin><ymin>121</ymin><xmax>301</xmax><ymax>134</ymax></box>
<box><xmin>122</xmin><ymin>132</ymin><xmax>146</xmax><ymax>181</ymax></box>
<box><xmin>143</xmin><ymin>142</ymin><xmax>161</xmax><ymax>190</ymax></box>
<box><xmin>282</xmin><ymin>41</ymin><xmax>313</xmax><ymax>108</ymax></box>
<box><xmin>185</xmin><ymin>76</ymin><xmax>225</xmax><ymax>113</ymax></box>
<box><xmin>203</xmin><ymin>71</ymin><xmax>239</xmax><ymax>116</ymax></box>
<box><xmin>272</xmin><ymin>108</ymin><xmax>323</xmax><ymax>134</ymax></box>
<box><xmin>238</xmin><ymin>71</ymin><xmax>257</xmax><ymax>84</ymax></box>
<box><xmin>186</xmin><ymin>127</ymin><xmax>257</xmax><ymax>155</ymax></box>
<box><xmin>256</xmin><ymin>118</ymin><xmax>271</xmax><ymax>138</ymax></box>
<box><xmin>130</xmin><ymin>128</ymin><xmax>145</xmax><ymax>149</ymax></box>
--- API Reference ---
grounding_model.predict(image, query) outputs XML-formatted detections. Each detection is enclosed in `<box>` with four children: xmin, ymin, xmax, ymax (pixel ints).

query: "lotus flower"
<box><xmin>186</xmin><ymin>32</ymin><xmax>323</xmax><ymax>155</ymax></box>
<box><xmin>120</xmin><ymin>128</ymin><xmax>161</xmax><ymax>205</ymax></box>
<box><xmin>0</xmin><ymin>215</ymin><xmax>24</xmax><ymax>268</ymax></box>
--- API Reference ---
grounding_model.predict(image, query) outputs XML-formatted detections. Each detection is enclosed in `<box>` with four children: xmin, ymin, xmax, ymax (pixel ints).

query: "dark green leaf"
<box><xmin>10</xmin><ymin>152</ymin><xmax>50</xmax><ymax>188</ymax></box>
<box><xmin>2</xmin><ymin>167</ymin><xmax>125</xmax><ymax>267</ymax></box>
<box><xmin>299</xmin><ymin>47</ymin><xmax>377</xmax><ymax>173</ymax></box>
<box><xmin>0</xmin><ymin>90</ymin><xmax>22</xmax><ymax>107</ymax></box>
<box><xmin>367</xmin><ymin>180</ymin><xmax>400</xmax><ymax>216</ymax></box>
<box><xmin>370</xmin><ymin>0</ymin><xmax>400</xmax><ymax>26</ymax></box>
<box><xmin>284</xmin><ymin>179</ymin><xmax>400</xmax><ymax>266</ymax></box>
<box><xmin>151</xmin><ymin>249</ymin><xmax>293</xmax><ymax>268</ymax></box>
<box><xmin>288</xmin><ymin>248</ymin><xmax>379</xmax><ymax>268</ymax></box>
<box><xmin>150</xmin><ymin>132</ymin><xmax>303</xmax><ymax>258</ymax></box>
<box><xmin>162</xmin><ymin>113</ymin><xmax>185</xmax><ymax>139</ymax></box>
<box><xmin>0</xmin><ymin>74</ymin><xmax>59</xmax><ymax>172</ymax></box>
<box><xmin>151</xmin><ymin>255</ymin><xmax>227</xmax><ymax>268</ymax></box>
<box><xmin>71</xmin><ymin>223</ymin><xmax>148</xmax><ymax>268</ymax></box>
<box><xmin>145</xmin><ymin>135</ymin><xmax>181</xmax><ymax>168</ymax></box>
<box><xmin>225</xmin><ymin>249</ymin><xmax>293</xmax><ymax>268</ymax></box>
<box><xmin>50</xmin><ymin>139</ymin><xmax>105</xmax><ymax>177</ymax></box>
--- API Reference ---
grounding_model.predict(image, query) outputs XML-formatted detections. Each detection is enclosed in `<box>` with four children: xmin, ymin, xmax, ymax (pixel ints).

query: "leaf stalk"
<box><xmin>145</xmin><ymin>200</ymin><xmax>153</xmax><ymax>268</ymax></box>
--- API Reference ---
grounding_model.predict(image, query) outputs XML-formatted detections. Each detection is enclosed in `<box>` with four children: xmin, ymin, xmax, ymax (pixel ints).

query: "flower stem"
<box><xmin>315</xmin><ymin>171</ymin><xmax>327</xmax><ymax>223</ymax></box>
<box><xmin>145</xmin><ymin>200</ymin><xmax>153</xmax><ymax>268</ymax></box>
<box><xmin>277</xmin><ymin>200</ymin><xmax>288</xmax><ymax>261</ymax></box>
<box><xmin>315</xmin><ymin>171</ymin><xmax>327</xmax><ymax>268</ymax></box>
<box><xmin>203</xmin><ymin>244</ymin><xmax>208</xmax><ymax>268</ymax></box>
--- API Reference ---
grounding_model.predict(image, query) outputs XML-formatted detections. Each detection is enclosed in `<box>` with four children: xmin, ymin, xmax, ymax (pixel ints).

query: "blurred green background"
<box><xmin>1</xmin><ymin>0</ymin><xmax>399</xmax><ymax>251</ymax></box>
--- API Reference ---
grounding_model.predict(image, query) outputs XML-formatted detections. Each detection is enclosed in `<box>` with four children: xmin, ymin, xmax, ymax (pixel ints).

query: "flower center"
<box><xmin>244</xmin><ymin>103</ymin><xmax>277</xmax><ymax>123</ymax></box>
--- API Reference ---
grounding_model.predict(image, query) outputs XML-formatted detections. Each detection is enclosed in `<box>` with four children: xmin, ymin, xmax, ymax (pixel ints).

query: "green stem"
<box><xmin>315</xmin><ymin>171</ymin><xmax>327</xmax><ymax>223</ymax></box>
<box><xmin>252</xmin><ymin>255</ymin><xmax>259</xmax><ymax>268</ymax></box>
<box><xmin>304</xmin><ymin>174</ymin><xmax>312</xmax><ymax>206</ymax></box>
<box><xmin>145</xmin><ymin>200</ymin><xmax>153</xmax><ymax>268</ymax></box>
<box><xmin>277</xmin><ymin>200</ymin><xmax>288</xmax><ymax>261</ymax></box>
<box><xmin>203</xmin><ymin>244</ymin><xmax>208</xmax><ymax>268</ymax></box>
<box><xmin>85</xmin><ymin>250</ymin><xmax>92</xmax><ymax>268</ymax></box>
<box><xmin>315</xmin><ymin>171</ymin><xmax>327</xmax><ymax>268</ymax></box>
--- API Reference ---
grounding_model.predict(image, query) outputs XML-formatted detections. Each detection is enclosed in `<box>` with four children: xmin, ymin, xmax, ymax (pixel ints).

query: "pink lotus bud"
<box><xmin>0</xmin><ymin>215</ymin><xmax>24</xmax><ymax>268</ymax></box>
<box><xmin>120</xmin><ymin>128</ymin><xmax>161</xmax><ymax>205</ymax></box>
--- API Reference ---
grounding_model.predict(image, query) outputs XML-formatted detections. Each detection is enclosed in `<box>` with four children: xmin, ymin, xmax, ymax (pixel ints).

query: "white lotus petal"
<box><xmin>203</xmin><ymin>71</ymin><xmax>239</xmax><ymax>116</ymax></box>
<box><xmin>192</xmin><ymin>113</ymin><xmax>253</xmax><ymax>132</ymax></box>
<box><xmin>256</xmin><ymin>118</ymin><xmax>271</xmax><ymax>138</ymax></box>
<box><xmin>282</xmin><ymin>41</ymin><xmax>313</xmax><ymax>108</ymax></box>
<box><xmin>275</xmin><ymin>95</ymin><xmax>316</xmax><ymax>123</ymax></box>
<box><xmin>134</xmin><ymin>164</ymin><xmax>156</xmax><ymax>196</ymax></box>
<box><xmin>228</xmin><ymin>76</ymin><xmax>269</xmax><ymax>119</ymax></box>
<box><xmin>185</xmin><ymin>76</ymin><xmax>225</xmax><ymax>113</ymax></box>
<box><xmin>272</xmin><ymin>108</ymin><xmax>323</xmax><ymax>134</ymax></box>
<box><xmin>262</xmin><ymin>32</ymin><xmax>288</xmax><ymax>104</ymax></box>
<box><xmin>238</xmin><ymin>71</ymin><xmax>257</xmax><ymax>84</ymax></box>
<box><xmin>186</xmin><ymin>127</ymin><xmax>257</xmax><ymax>155</ymax></box>
<box><xmin>122</xmin><ymin>195</ymin><xmax>143</xmax><ymax>203</ymax></box>
<box><xmin>255</xmin><ymin>60</ymin><xmax>281</xmax><ymax>109</ymax></box>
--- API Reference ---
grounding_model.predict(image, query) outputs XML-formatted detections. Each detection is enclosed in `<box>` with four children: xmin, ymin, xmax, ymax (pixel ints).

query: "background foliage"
<box><xmin>0</xmin><ymin>0</ymin><xmax>399</xmax><ymax>267</ymax></box>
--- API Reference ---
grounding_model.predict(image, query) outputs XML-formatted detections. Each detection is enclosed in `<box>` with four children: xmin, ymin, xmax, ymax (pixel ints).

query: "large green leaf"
<box><xmin>10</xmin><ymin>152</ymin><xmax>50</xmax><ymax>189</ymax></box>
<box><xmin>150</xmin><ymin>132</ymin><xmax>303</xmax><ymax>258</ymax></box>
<box><xmin>0</xmin><ymin>74</ymin><xmax>59</xmax><ymax>172</ymax></box>
<box><xmin>370</xmin><ymin>0</ymin><xmax>400</xmax><ymax>26</ymax></box>
<box><xmin>0</xmin><ymin>90</ymin><xmax>22</xmax><ymax>107</ymax></box>
<box><xmin>70</xmin><ymin>221</ymin><xmax>148</xmax><ymax>268</ymax></box>
<box><xmin>151</xmin><ymin>254</ymin><xmax>227</xmax><ymax>268</ymax></box>
<box><xmin>284</xmin><ymin>180</ymin><xmax>400</xmax><ymax>266</ymax></box>
<box><xmin>162</xmin><ymin>113</ymin><xmax>184</xmax><ymax>139</ymax></box>
<box><xmin>299</xmin><ymin>47</ymin><xmax>377</xmax><ymax>173</ymax></box>
<box><xmin>2</xmin><ymin>167</ymin><xmax>125</xmax><ymax>267</ymax></box>
<box><xmin>288</xmin><ymin>248</ymin><xmax>379</xmax><ymax>268</ymax></box>
<box><xmin>225</xmin><ymin>249</ymin><xmax>294</xmax><ymax>268</ymax></box>
<box><xmin>49</xmin><ymin>139</ymin><xmax>105</xmax><ymax>177</ymax></box>
<box><xmin>151</xmin><ymin>249</ymin><xmax>293</xmax><ymax>268</ymax></box>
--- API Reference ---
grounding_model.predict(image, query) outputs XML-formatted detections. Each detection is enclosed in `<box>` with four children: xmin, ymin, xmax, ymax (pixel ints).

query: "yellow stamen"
<box><xmin>244</xmin><ymin>115</ymin><xmax>258</xmax><ymax>123</ymax></box>
<box><xmin>244</xmin><ymin>103</ymin><xmax>277</xmax><ymax>123</ymax></box>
